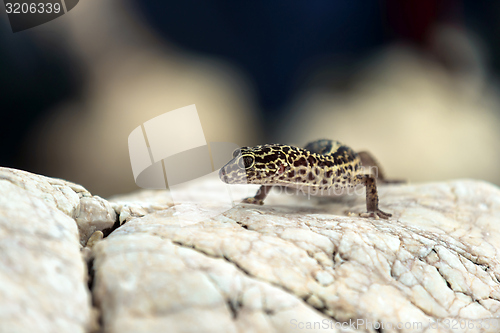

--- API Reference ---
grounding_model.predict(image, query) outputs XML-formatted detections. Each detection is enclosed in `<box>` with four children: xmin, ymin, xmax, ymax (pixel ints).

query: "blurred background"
<box><xmin>1</xmin><ymin>0</ymin><xmax>499</xmax><ymax>197</ymax></box>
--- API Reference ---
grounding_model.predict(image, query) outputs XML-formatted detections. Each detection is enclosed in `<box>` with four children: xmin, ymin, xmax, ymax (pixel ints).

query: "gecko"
<box><xmin>219</xmin><ymin>139</ymin><xmax>396</xmax><ymax>219</ymax></box>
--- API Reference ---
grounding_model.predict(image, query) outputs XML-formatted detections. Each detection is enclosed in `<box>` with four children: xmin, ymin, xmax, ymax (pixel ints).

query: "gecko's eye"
<box><xmin>238</xmin><ymin>155</ymin><xmax>255</xmax><ymax>169</ymax></box>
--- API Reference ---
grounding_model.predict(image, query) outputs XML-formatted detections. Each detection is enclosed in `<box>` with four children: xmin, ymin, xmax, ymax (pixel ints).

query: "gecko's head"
<box><xmin>219</xmin><ymin>144</ymin><xmax>296</xmax><ymax>185</ymax></box>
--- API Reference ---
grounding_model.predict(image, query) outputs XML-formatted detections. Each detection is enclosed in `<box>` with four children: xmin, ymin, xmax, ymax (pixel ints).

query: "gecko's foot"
<box><xmin>241</xmin><ymin>197</ymin><xmax>264</xmax><ymax>205</ymax></box>
<box><xmin>359</xmin><ymin>209</ymin><xmax>392</xmax><ymax>220</ymax></box>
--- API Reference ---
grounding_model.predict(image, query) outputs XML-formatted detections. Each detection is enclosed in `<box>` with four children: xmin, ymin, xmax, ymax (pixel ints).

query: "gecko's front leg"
<box><xmin>353</xmin><ymin>174</ymin><xmax>391</xmax><ymax>219</ymax></box>
<box><xmin>241</xmin><ymin>185</ymin><xmax>273</xmax><ymax>205</ymax></box>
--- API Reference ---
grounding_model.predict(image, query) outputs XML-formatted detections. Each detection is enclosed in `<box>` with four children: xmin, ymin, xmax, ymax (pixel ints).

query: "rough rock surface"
<box><xmin>2</xmin><ymin>166</ymin><xmax>500</xmax><ymax>333</ymax></box>
<box><xmin>0</xmin><ymin>168</ymin><xmax>115</xmax><ymax>333</ymax></box>
<box><xmin>98</xmin><ymin>178</ymin><xmax>500</xmax><ymax>333</ymax></box>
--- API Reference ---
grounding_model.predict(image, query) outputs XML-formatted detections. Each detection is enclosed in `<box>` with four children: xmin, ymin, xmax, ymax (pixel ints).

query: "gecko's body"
<box><xmin>219</xmin><ymin>139</ymin><xmax>392</xmax><ymax>219</ymax></box>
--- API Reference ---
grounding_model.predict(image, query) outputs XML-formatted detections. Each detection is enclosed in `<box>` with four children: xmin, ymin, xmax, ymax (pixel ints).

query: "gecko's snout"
<box><xmin>219</xmin><ymin>167</ymin><xmax>228</xmax><ymax>183</ymax></box>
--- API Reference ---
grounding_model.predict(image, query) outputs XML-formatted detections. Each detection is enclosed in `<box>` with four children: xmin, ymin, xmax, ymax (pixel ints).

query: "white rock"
<box><xmin>75</xmin><ymin>196</ymin><xmax>117</xmax><ymax>246</ymax></box>
<box><xmin>92</xmin><ymin>234</ymin><xmax>339</xmax><ymax>333</ymax></box>
<box><xmin>98</xmin><ymin>178</ymin><xmax>500</xmax><ymax>333</ymax></box>
<box><xmin>0</xmin><ymin>169</ymin><xmax>93</xmax><ymax>333</ymax></box>
<box><xmin>3</xmin><ymin>166</ymin><xmax>500</xmax><ymax>333</ymax></box>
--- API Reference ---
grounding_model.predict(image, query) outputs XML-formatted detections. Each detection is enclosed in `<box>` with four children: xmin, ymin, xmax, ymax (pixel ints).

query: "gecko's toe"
<box><xmin>241</xmin><ymin>197</ymin><xmax>264</xmax><ymax>205</ymax></box>
<box><xmin>359</xmin><ymin>209</ymin><xmax>392</xmax><ymax>220</ymax></box>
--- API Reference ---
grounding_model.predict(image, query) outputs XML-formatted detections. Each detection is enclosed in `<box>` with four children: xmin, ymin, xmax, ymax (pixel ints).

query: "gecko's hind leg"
<box><xmin>357</xmin><ymin>151</ymin><xmax>405</xmax><ymax>184</ymax></box>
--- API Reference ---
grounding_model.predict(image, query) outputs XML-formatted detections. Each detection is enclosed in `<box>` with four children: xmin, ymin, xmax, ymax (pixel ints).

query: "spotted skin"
<box><xmin>219</xmin><ymin>139</ymin><xmax>392</xmax><ymax>219</ymax></box>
